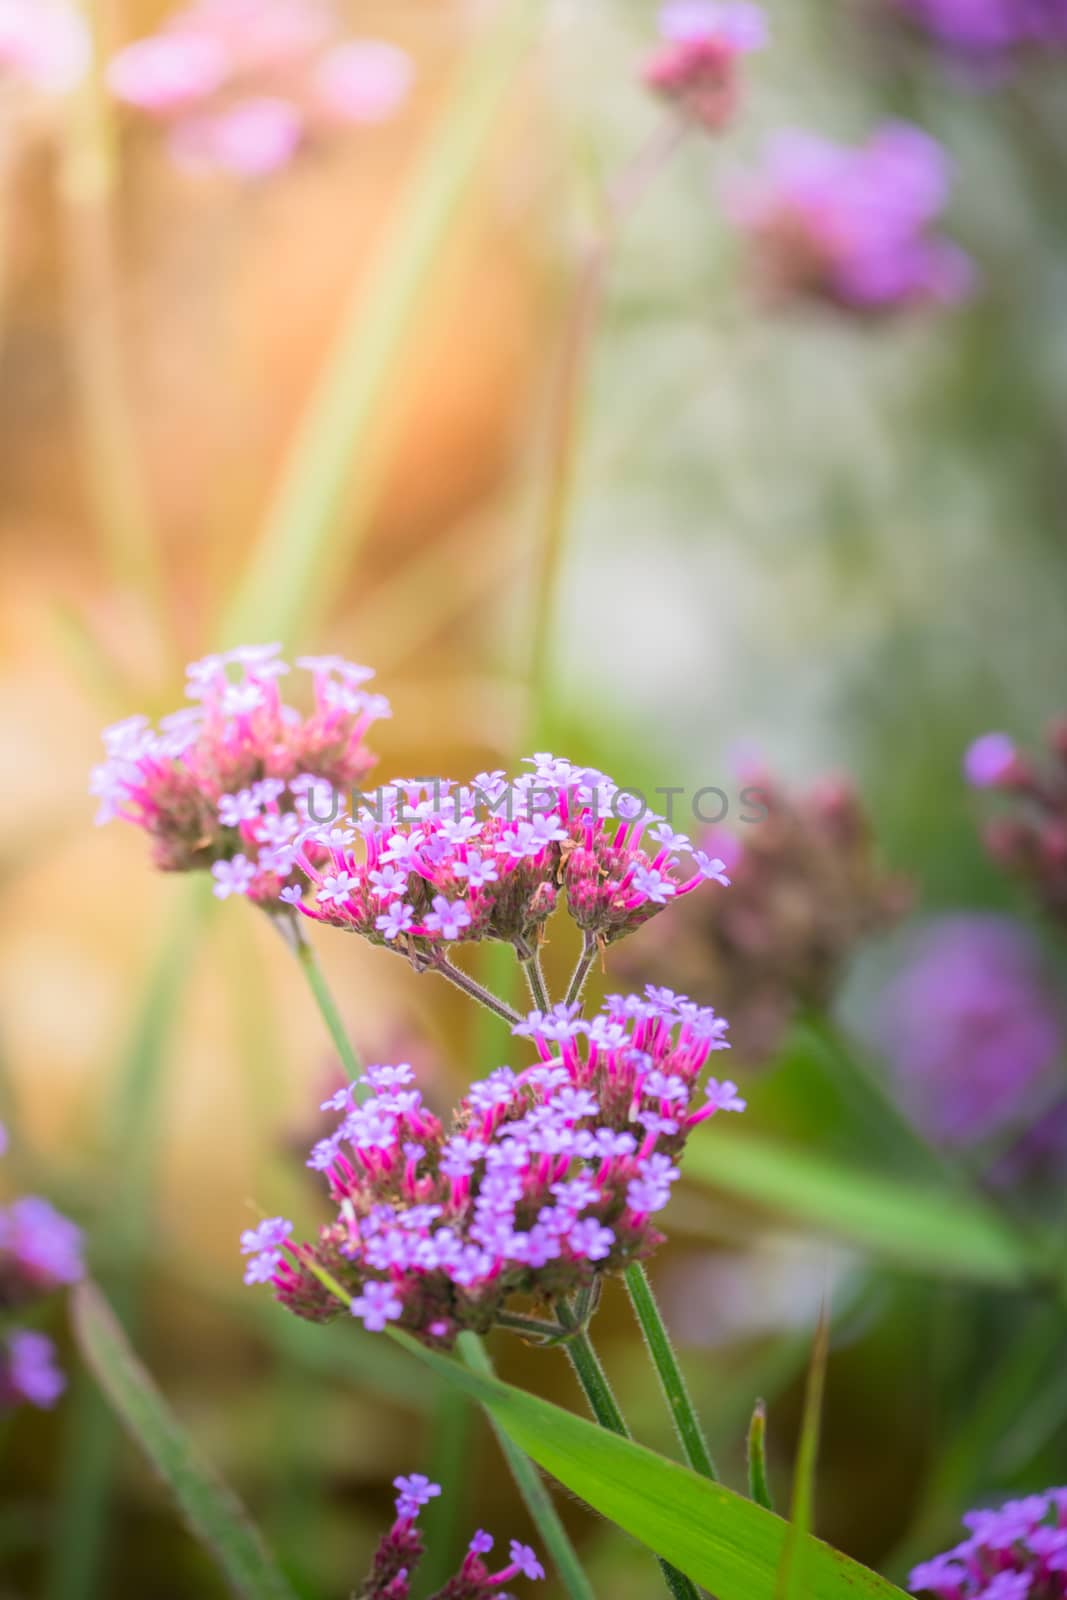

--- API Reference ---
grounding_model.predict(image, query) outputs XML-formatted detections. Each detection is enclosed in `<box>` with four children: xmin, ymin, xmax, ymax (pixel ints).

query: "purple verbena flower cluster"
<box><xmin>643</xmin><ymin>2</ymin><xmax>768</xmax><ymax>131</ymax></box>
<box><xmin>727</xmin><ymin>122</ymin><xmax>974</xmax><ymax>313</ymax></box>
<box><xmin>357</xmin><ymin>1474</ymin><xmax>543</xmax><ymax>1599</ymax></box>
<box><xmin>280</xmin><ymin>755</ymin><xmax>730</xmax><ymax>957</ymax></box>
<box><xmin>241</xmin><ymin>986</ymin><xmax>740</xmax><ymax>1345</ymax></box>
<box><xmin>965</xmin><ymin>723</ymin><xmax>1067</xmax><ymax>930</ymax></box>
<box><xmin>891</xmin><ymin>0</ymin><xmax>1067</xmax><ymax>63</ymax></box>
<box><xmin>0</xmin><ymin>1126</ymin><xmax>84</xmax><ymax>1411</ymax></box>
<box><xmin>91</xmin><ymin>645</ymin><xmax>389</xmax><ymax>905</ymax></box>
<box><xmin>107</xmin><ymin>0</ymin><xmax>413</xmax><ymax>177</ymax></box>
<box><xmin>911</xmin><ymin>1486</ymin><xmax>1067</xmax><ymax>1599</ymax></box>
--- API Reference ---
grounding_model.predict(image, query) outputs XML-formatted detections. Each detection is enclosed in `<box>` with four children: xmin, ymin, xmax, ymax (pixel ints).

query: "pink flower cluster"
<box><xmin>280</xmin><ymin>756</ymin><xmax>731</xmax><ymax>956</ymax></box>
<box><xmin>0</xmin><ymin>1126</ymin><xmax>84</xmax><ymax>1410</ymax></box>
<box><xmin>728</xmin><ymin>123</ymin><xmax>975</xmax><ymax>313</ymax></box>
<box><xmin>241</xmin><ymin>985</ymin><xmax>740</xmax><ymax>1345</ymax></box>
<box><xmin>357</xmin><ymin>1473</ymin><xmax>543</xmax><ymax>1600</ymax></box>
<box><xmin>965</xmin><ymin>722</ymin><xmax>1067</xmax><ymax>929</ymax></box>
<box><xmin>0</xmin><ymin>0</ymin><xmax>88</xmax><ymax>98</ymax></box>
<box><xmin>910</xmin><ymin>1487</ymin><xmax>1067</xmax><ymax>1599</ymax></box>
<box><xmin>91</xmin><ymin>644</ymin><xmax>389</xmax><ymax>905</ymax></box>
<box><xmin>643</xmin><ymin>2</ymin><xmax>768</xmax><ymax>131</ymax></box>
<box><xmin>107</xmin><ymin>0</ymin><xmax>413</xmax><ymax>176</ymax></box>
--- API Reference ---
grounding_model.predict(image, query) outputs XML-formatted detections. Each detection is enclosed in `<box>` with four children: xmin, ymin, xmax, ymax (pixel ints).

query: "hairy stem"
<box><xmin>624</xmin><ymin>1262</ymin><xmax>717</xmax><ymax>1480</ymax></box>
<box><xmin>557</xmin><ymin>1306</ymin><xmax>701</xmax><ymax>1600</ymax></box>
<box><xmin>291</xmin><ymin>927</ymin><xmax>365</xmax><ymax>1087</ymax></box>
<box><xmin>432</xmin><ymin>955</ymin><xmax>524</xmax><ymax>1026</ymax></box>
<box><xmin>564</xmin><ymin>934</ymin><xmax>599</xmax><ymax>1008</ymax></box>
<box><xmin>521</xmin><ymin>948</ymin><xmax>552</xmax><ymax>1012</ymax></box>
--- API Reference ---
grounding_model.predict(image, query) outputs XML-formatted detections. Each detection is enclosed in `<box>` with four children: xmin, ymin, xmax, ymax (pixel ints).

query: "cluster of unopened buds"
<box><xmin>965</xmin><ymin>726</ymin><xmax>1067</xmax><ymax>930</ymax></box>
<box><xmin>617</xmin><ymin>767</ymin><xmax>908</xmax><ymax>1064</ymax></box>
<box><xmin>91</xmin><ymin>644</ymin><xmax>389</xmax><ymax>903</ymax></box>
<box><xmin>0</xmin><ymin>1126</ymin><xmax>84</xmax><ymax>1410</ymax></box>
<box><xmin>642</xmin><ymin>1</ymin><xmax>768</xmax><ymax>131</ymax></box>
<box><xmin>107</xmin><ymin>0</ymin><xmax>413</xmax><ymax>177</ymax></box>
<box><xmin>910</xmin><ymin>1486</ymin><xmax>1067</xmax><ymax>1600</ymax></box>
<box><xmin>356</xmin><ymin>1473</ymin><xmax>542</xmax><ymax>1600</ymax></box>
<box><xmin>281</xmin><ymin>757</ymin><xmax>731</xmax><ymax>962</ymax></box>
<box><xmin>726</xmin><ymin>122</ymin><xmax>974</xmax><ymax>313</ymax></box>
<box><xmin>241</xmin><ymin>984</ymin><xmax>741</xmax><ymax>1345</ymax></box>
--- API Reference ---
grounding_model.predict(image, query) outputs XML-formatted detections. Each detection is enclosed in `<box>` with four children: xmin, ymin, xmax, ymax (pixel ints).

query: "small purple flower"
<box><xmin>376</xmin><ymin>900</ymin><xmax>415</xmax><ymax>941</ymax></box>
<box><xmin>351</xmin><ymin>1279</ymin><xmax>404</xmax><ymax>1332</ymax></box>
<box><xmin>964</xmin><ymin>731</ymin><xmax>1018</xmax><ymax>788</ymax></box>
<box><xmin>506</xmin><ymin>1541</ymin><xmax>546</xmax><ymax>1582</ymax></box>
<box><xmin>239</xmin><ymin>1217</ymin><xmax>292</xmax><ymax>1255</ymax></box>
<box><xmin>211</xmin><ymin>854</ymin><xmax>256</xmax><ymax>899</ymax></box>
<box><xmin>910</xmin><ymin>1486</ymin><xmax>1067</xmax><ymax>1599</ymax></box>
<box><xmin>3</xmin><ymin>1330</ymin><xmax>66</xmax><ymax>1409</ymax></box>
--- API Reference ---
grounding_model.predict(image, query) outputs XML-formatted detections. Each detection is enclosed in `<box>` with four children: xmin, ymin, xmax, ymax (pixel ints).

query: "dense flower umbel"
<box><xmin>91</xmin><ymin>645</ymin><xmax>389</xmax><ymax>906</ymax></box>
<box><xmin>910</xmin><ymin>1486</ymin><xmax>1067</xmax><ymax>1599</ymax></box>
<box><xmin>615</xmin><ymin>771</ymin><xmax>909</xmax><ymax>1063</ymax></box>
<box><xmin>241</xmin><ymin>986</ymin><xmax>739</xmax><ymax>1345</ymax></box>
<box><xmin>727</xmin><ymin>123</ymin><xmax>974</xmax><ymax>313</ymax></box>
<box><xmin>642</xmin><ymin>2</ymin><xmax>768</xmax><ymax>131</ymax></box>
<box><xmin>965</xmin><ymin>724</ymin><xmax>1067</xmax><ymax>930</ymax></box>
<box><xmin>108</xmin><ymin>0</ymin><xmax>413</xmax><ymax>177</ymax></box>
<box><xmin>872</xmin><ymin>915</ymin><xmax>1065</xmax><ymax>1148</ymax></box>
<box><xmin>278</xmin><ymin>756</ymin><xmax>730</xmax><ymax>957</ymax></box>
<box><xmin>0</xmin><ymin>1127</ymin><xmax>84</xmax><ymax>1410</ymax></box>
<box><xmin>356</xmin><ymin>1475</ymin><xmax>543</xmax><ymax>1600</ymax></box>
<box><xmin>891</xmin><ymin>0</ymin><xmax>1067</xmax><ymax>62</ymax></box>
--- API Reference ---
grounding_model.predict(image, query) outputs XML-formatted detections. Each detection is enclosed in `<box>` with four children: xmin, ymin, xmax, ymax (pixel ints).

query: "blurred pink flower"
<box><xmin>107</xmin><ymin>0</ymin><xmax>413</xmax><ymax>178</ymax></box>
<box><xmin>643</xmin><ymin>2</ymin><xmax>768</xmax><ymax>131</ymax></box>
<box><xmin>0</xmin><ymin>0</ymin><xmax>88</xmax><ymax>96</ymax></box>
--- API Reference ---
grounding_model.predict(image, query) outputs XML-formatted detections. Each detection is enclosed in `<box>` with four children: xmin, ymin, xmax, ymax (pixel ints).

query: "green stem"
<box><xmin>624</xmin><ymin>1262</ymin><xmax>717</xmax><ymax>1480</ymax></box>
<box><xmin>564</xmin><ymin>934</ymin><xmax>599</xmax><ymax>1008</ymax></box>
<box><xmin>457</xmin><ymin>1334</ymin><xmax>594</xmax><ymax>1600</ymax></box>
<box><xmin>521</xmin><ymin>949</ymin><xmax>551</xmax><ymax>1013</ymax></box>
<box><xmin>747</xmin><ymin>1400</ymin><xmax>774</xmax><ymax>1511</ymax></box>
<box><xmin>419</xmin><ymin>1381</ymin><xmax>477</xmax><ymax>1592</ymax></box>
<box><xmin>557</xmin><ymin>1309</ymin><xmax>700</xmax><ymax>1600</ymax></box>
<box><xmin>291</xmin><ymin>926</ymin><xmax>364</xmax><ymax>1086</ymax></box>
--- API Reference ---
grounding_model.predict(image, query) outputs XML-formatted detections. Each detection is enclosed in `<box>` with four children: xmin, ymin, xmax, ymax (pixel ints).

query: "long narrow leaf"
<box><xmin>392</xmin><ymin>1332</ymin><xmax>908</xmax><ymax>1600</ymax></box>
<box><xmin>220</xmin><ymin>0</ymin><xmax>541</xmax><ymax>650</ymax></box>
<box><xmin>684</xmin><ymin>1125</ymin><xmax>1038</xmax><ymax>1288</ymax></box>
<box><xmin>71</xmin><ymin>1283</ymin><xmax>300</xmax><ymax>1600</ymax></box>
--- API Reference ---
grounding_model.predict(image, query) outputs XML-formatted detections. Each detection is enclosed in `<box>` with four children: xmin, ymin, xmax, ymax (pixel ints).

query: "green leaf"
<box><xmin>71</xmin><ymin>1283</ymin><xmax>301</xmax><ymax>1600</ymax></box>
<box><xmin>684</xmin><ymin>1125</ymin><xmax>1039</xmax><ymax>1288</ymax></box>
<box><xmin>393</xmin><ymin>1332</ymin><xmax>909</xmax><ymax>1600</ymax></box>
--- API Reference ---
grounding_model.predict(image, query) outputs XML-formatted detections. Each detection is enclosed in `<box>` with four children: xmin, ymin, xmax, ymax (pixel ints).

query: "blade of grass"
<box><xmin>748</xmin><ymin>1401</ymin><xmax>774</xmax><ymax>1512</ymax></box>
<box><xmin>44</xmin><ymin>881</ymin><xmax>211</xmax><ymax>1600</ymax></box>
<box><xmin>71</xmin><ymin>1282</ymin><xmax>300</xmax><ymax>1600</ymax></box>
<box><xmin>775</xmin><ymin>1298</ymin><xmax>830</xmax><ymax>1600</ymax></box>
<box><xmin>219</xmin><ymin>0</ymin><xmax>542</xmax><ymax>651</ymax></box>
<box><xmin>418</xmin><ymin>1381</ymin><xmax>478</xmax><ymax>1592</ymax></box>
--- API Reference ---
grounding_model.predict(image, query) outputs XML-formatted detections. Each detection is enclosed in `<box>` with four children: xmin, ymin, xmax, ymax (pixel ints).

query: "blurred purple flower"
<box><xmin>727</xmin><ymin>123</ymin><xmax>975</xmax><ymax>314</ymax></box>
<box><xmin>1</xmin><ymin>1330</ymin><xmax>66</xmax><ymax>1410</ymax></box>
<box><xmin>964</xmin><ymin>731</ymin><xmax>1020</xmax><ymax>789</ymax></box>
<box><xmin>643</xmin><ymin>2</ymin><xmax>768</xmax><ymax>131</ymax></box>
<box><xmin>873</xmin><ymin>915</ymin><xmax>1065</xmax><ymax>1146</ymax></box>
<box><xmin>891</xmin><ymin>0</ymin><xmax>1067</xmax><ymax>62</ymax></box>
<box><xmin>0</xmin><ymin>1195</ymin><xmax>84</xmax><ymax>1291</ymax></box>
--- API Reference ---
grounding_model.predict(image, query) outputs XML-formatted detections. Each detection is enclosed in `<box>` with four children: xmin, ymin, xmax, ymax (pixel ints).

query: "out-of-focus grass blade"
<box><xmin>395</xmin><ymin>1333</ymin><xmax>908</xmax><ymax>1600</ymax></box>
<box><xmin>775</xmin><ymin>1300</ymin><xmax>830</xmax><ymax>1600</ymax></box>
<box><xmin>71</xmin><ymin>1283</ymin><xmax>301</xmax><ymax>1600</ymax></box>
<box><xmin>220</xmin><ymin>0</ymin><xmax>542</xmax><ymax>651</ymax></box>
<box><xmin>748</xmin><ymin>1400</ymin><xmax>774</xmax><ymax>1512</ymax></box>
<box><xmin>684</xmin><ymin>1125</ymin><xmax>1039</xmax><ymax>1288</ymax></box>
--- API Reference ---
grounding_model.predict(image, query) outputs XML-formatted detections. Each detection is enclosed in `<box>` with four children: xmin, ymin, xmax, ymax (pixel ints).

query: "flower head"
<box><xmin>107</xmin><ymin>0</ymin><xmax>413</xmax><ymax>177</ymax></box>
<box><xmin>727</xmin><ymin>123</ymin><xmax>975</xmax><ymax>314</ymax></box>
<box><xmin>967</xmin><ymin>718</ymin><xmax>1067</xmax><ymax>928</ymax></box>
<box><xmin>282</xmin><ymin>756</ymin><xmax>729</xmax><ymax>959</ymax></box>
<box><xmin>643</xmin><ymin>3</ymin><xmax>767</xmax><ymax>131</ymax></box>
<box><xmin>247</xmin><ymin>985</ymin><xmax>737</xmax><ymax>1346</ymax></box>
<box><xmin>0</xmin><ymin>1195</ymin><xmax>84</xmax><ymax>1299</ymax></box>
<box><xmin>890</xmin><ymin>0</ymin><xmax>1067</xmax><ymax>65</ymax></box>
<box><xmin>91</xmin><ymin>645</ymin><xmax>388</xmax><ymax>908</ymax></box>
<box><xmin>910</xmin><ymin>1485</ymin><xmax>1067</xmax><ymax>1598</ymax></box>
<box><xmin>355</xmin><ymin>1477</ymin><xmax>541</xmax><ymax>1598</ymax></box>
<box><xmin>1</xmin><ymin>1330</ymin><xmax>66</xmax><ymax>1410</ymax></box>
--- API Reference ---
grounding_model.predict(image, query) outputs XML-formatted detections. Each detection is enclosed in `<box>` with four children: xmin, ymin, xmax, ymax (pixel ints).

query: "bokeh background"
<box><xmin>2</xmin><ymin>0</ymin><xmax>1066</xmax><ymax>1596</ymax></box>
